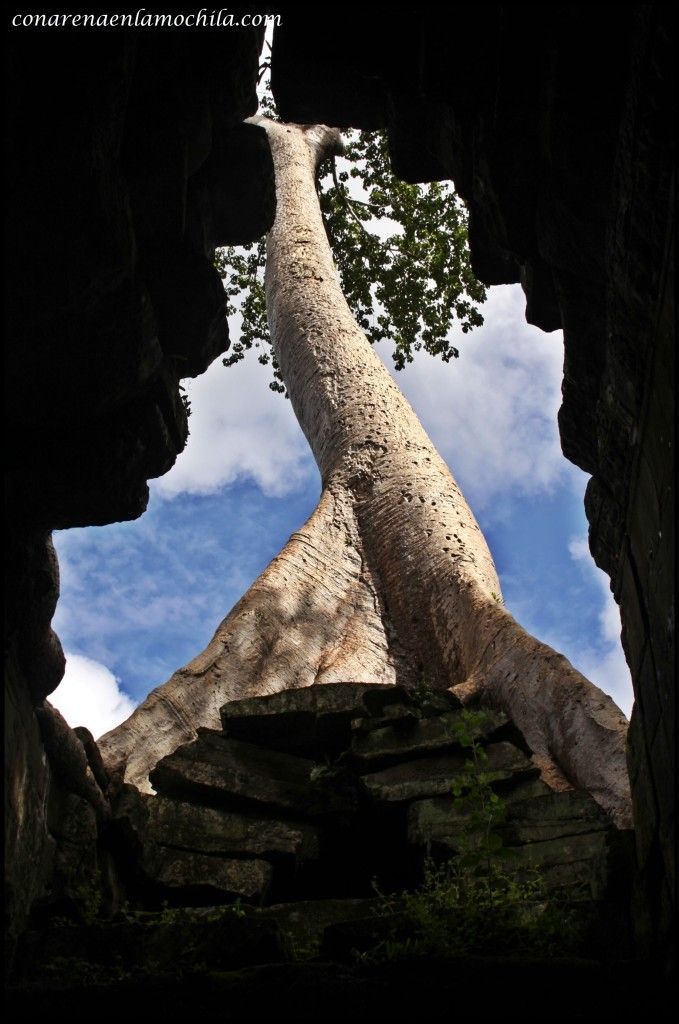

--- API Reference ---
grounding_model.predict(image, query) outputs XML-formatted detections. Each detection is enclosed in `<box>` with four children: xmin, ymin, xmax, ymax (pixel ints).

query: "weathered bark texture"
<box><xmin>99</xmin><ymin>121</ymin><xmax>631</xmax><ymax>829</ymax></box>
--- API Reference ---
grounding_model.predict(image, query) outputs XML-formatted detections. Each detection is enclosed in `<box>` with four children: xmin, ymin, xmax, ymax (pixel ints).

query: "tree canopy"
<box><xmin>215</xmin><ymin>117</ymin><xmax>486</xmax><ymax>394</ymax></box>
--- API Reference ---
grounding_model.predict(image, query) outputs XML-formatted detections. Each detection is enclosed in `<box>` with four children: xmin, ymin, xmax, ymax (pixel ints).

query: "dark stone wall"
<box><xmin>4</xmin><ymin>20</ymin><xmax>275</xmax><ymax>949</ymax></box>
<box><xmin>271</xmin><ymin>3</ymin><xmax>674</xmax><ymax>969</ymax></box>
<box><xmin>6</xmin><ymin>30</ymin><xmax>271</xmax><ymax>528</ymax></box>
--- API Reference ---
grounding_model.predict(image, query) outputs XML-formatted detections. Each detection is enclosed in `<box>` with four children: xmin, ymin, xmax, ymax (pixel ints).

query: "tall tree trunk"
<box><xmin>99</xmin><ymin>121</ymin><xmax>631</xmax><ymax>828</ymax></box>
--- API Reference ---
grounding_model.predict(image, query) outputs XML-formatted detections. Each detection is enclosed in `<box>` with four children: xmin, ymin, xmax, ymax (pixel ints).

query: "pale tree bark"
<box><xmin>99</xmin><ymin>120</ymin><xmax>631</xmax><ymax>829</ymax></box>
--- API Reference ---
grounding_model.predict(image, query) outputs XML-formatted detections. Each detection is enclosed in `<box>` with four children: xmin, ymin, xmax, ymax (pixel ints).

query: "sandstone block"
<box><xmin>360</xmin><ymin>742</ymin><xmax>537</xmax><ymax>803</ymax></box>
<box><xmin>149</xmin><ymin>729</ymin><xmax>355</xmax><ymax>817</ymax></box>
<box><xmin>409</xmin><ymin>784</ymin><xmax>609</xmax><ymax>844</ymax></box>
<box><xmin>350</xmin><ymin>708</ymin><xmax>510</xmax><ymax>764</ymax></box>
<box><xmin>220</xmin><ymin>682</ymin><xmax>412</xmax><ymax>757</ymax></box>
<box><xmin>142</xmin><ymin>847</ymin><xmax>272</xmax><ymax>904</ymax></box>
<box><xmin>145</xmin><ymin>795</ymin><xmax>319</xmax><ymax>864</ymax></box>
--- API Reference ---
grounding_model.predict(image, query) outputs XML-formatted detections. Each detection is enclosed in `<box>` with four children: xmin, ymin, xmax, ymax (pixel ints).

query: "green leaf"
<box><xmin>215</xmin><ymin>82</ymin><xmax>485</xmax><ymax>392</ymax></box>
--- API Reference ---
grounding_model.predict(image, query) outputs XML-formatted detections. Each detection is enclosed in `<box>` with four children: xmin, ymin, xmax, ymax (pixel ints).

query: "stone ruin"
<box><xmin>9</xmin><ymin>681</ymin><xmax>648</xmax><ymax>1017</ymax></box>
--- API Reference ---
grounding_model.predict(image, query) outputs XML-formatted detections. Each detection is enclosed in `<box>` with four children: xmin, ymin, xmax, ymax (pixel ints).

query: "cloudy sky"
<box><xmin>50</xmin><ymin>280</ymin><xmax>633</xmax><ymax>739</ymax></box>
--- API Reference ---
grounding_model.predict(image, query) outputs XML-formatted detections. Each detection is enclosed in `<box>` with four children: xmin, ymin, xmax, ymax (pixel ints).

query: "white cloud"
<box><xmin>568</xmin><ymin>535</ymin><xmax>590</xmax><ymax>562</ymax></box>
<box><xmin>568</xmin><ymin>535</ymin><xmax>624</xmax><ymax>645</ymax></box>
<box><xmin>152</xmin><ymin>334</ymin><xmax>316</xmax><ymax>501</ymax></box>
<box><xmin>49</xmin><ymin>653</ymin><xmax>136</xmax><ymax>740</ymax></box>
<box><xmin>377</xmin><ymin>284</ymin><xmax>576</xmax><ymax>513</ymax></box>
<box><xmin>567</xmin><ymin>534</ymin><xmax>634</xmax><ymax>717</ymax></box>
<box><xmin>154</xmin><ymin>284</ymin><xmax>573</xmax><ymax>515</ymax></box>
<box><xmin>573</xmin><ymin>643</ymin><xmax>634</xmax><ymax>720</ymax></box>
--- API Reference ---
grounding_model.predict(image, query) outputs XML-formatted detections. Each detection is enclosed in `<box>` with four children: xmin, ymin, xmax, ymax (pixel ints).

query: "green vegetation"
<box><xmin>116</xmin><ymin>900</ymin><xmax>248</xmax><ymax>925</ymax></box>
<box><xmin>360</xmin><ymin>709</ymin><xmax>576</xmax><ymax>961</ymax></box>
<box><xmin>178</xmin><ymin>381</ymin><xmax>192</xmax><ymax>419</ymax></box>
<box><xmin>214</xmin><ymin>87</ymin><xmax>485</xmax><ymax>393</ymax></box>
<box><xmin>446</xmin><ymin>708</ymin><xmax>510</xmax><ymax>875</ymax></box>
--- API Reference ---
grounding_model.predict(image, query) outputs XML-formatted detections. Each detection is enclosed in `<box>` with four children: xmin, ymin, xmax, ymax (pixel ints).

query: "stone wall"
<box><xmin>269</xmin><ymin>4</ymin><xmax>674</xmax><ymax>968</ymax></box>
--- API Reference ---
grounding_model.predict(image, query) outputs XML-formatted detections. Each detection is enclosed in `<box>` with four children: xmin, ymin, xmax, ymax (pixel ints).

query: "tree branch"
<box><xmin>302</xmin><ymin>124</ymin><xmax>345</xmax><ymax>167</ymax></box>
<box><xmin>330</xmin><ymin>161</ymin><xmax>400</xmax><ymax>253</ymax></box>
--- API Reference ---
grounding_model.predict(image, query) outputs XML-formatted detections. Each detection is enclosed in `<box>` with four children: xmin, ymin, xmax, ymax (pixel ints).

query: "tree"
<box><xmin>99</xmin><ymin>118</ymin><xmax>631</xmax><ymax>828</ymax></box>
<box><xmin>216</xmin><ymin>123</ymin><xmax>485</xmax><ymax>392</ymax></box>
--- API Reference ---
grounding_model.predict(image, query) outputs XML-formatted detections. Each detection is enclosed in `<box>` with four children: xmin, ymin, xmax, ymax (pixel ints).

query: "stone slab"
<box><xmin>219</xmin><ymin>683</ymin><xmax>413</xmax><ymax>756</ymax></box>
<box><xmin>360</xmin><ymin>742</ymin><xmax>537</xmax><ymax>803</ymax></box>
<box><xmin>408</xmin><ymin>784</ymin><xmax>607</xmax><ymax>847</ymax></box>
<box><xmin>351</xmin><ymin>709</ymin><xmax>510</xmax><ymax>764</ymax></box>
<box><xmin>145</xmin><ymin>795</ymin><xmax>319</xmax><ymax>863</ymax></box>
<box><xmin>142</xmin><ymin>847</ymin><xmax>272</xmax><ymax>904</ymax></box>
<box><xmin>149</xmin><ymin>729</ymin><xmax>355</xmax><ymax>817</ymax></box>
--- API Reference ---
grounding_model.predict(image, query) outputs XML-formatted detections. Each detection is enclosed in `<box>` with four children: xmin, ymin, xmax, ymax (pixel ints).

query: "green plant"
<box><xmin>409</xmin><ymin>675</ymin><xmax>438</xmax><ymax>706</ymax></box>
<box><xmin>447</xmin><ymin>709</ymin><xmax>510</xmax><ymax>880</ymax></box>
<box><xmin>68</xmin><ymin>881</ymin><xmax>103</xmax><ymax>926</ymax></box>
<box><xmin>360</xmin><ymin>710</ymin><xmax>575</xmax><ymax>960</ymax></box>
<box><xmin>227</xmin><ymin>898</ymin><xmax>247</xmax><ymax>919</ymax></box>
<box><xmin>41</xmin><ymin>955</ymin><xmax>118</xmax><ymax>988</ymax></box>
<box><xmin>362</xmin><ymin>859</ymin><xmax>570</xmax><ymax>962</ymax></box>
<box><xmin>309</xmin><ymin>761</ymin><xmax>344</xmax><ymax>784</ymax></box>
<box><xmin>178</xmin><ymin>382</ymin><xmax>192</xmax><ymax>418</ymax></box>
<box><xmin>286</xmin><ymin>933</ymin><xmax>318</xmax><ymax>963</ymax></box>
<box><xmin>216</xmin><ymin>79</ymin><xmax>485</xmax><ymax>394</ymax></box>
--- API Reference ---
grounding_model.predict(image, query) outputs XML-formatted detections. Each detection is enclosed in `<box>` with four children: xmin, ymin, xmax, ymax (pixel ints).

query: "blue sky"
<box><xmin>50</xmin><ymin>283</ymin><xmax>633</xmax><ymax>738</ymax></box>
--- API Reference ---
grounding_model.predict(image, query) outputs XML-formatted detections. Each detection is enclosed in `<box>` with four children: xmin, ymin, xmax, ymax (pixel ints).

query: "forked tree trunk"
<box><xmin>99</xmin><ymin>121</ymin><xmax>631</xmax><ymax>828</ymax></box>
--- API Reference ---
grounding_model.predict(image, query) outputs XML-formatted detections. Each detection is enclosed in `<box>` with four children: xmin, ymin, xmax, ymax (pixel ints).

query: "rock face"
<box><xmin>143</xmin><ymin>849</ymin><xmax>273</xmax><ymax>905</ymax></box>
<box><xmin>350</xmin><ymin>707</ymin><xmax>511</xmax><ymax>764</ymax></box>
<box><xmin>4</xmin><ymin>24</ymin><xmax>275</xmax><ymax>946</ymax></box>
<box><xmin>4</xmin><ymin>672</ymin><xmax>117</xmax><ymax>958</ymax></box>
<box><xmin>5</xmin><ymin>27</ymin><xmax>275</xmax><ymax>692</ymax></box>
<box><xmin>270</xmin><ymin>4</ymin><xmax>674</xmax><ymax>969</ymax></box>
